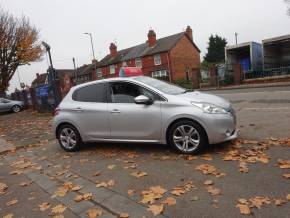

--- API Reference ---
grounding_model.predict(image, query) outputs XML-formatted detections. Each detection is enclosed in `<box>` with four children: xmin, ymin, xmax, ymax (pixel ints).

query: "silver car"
<box><xmin>52</xmin><ymin>76</ymin><xmax>237</xmax><ymax>154</ymax></box>
<box><xmin>0</xmin><ymin>98</ymin><xmax>24</xmax><ymax>113</ymax></box>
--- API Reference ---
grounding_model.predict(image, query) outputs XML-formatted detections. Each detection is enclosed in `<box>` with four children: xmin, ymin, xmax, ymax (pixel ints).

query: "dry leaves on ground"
<box><xmin>277</xmin><ymin>159</ymin><xmax>290</xmax><ymax>169</ymax></box>
<box><xmin>39</xmin><ymin>202</ymin><xmax>51</xmax><ymax>211</ymax></box>
<box><xmin>119</xmin><ymin>212</ymin><xmax>129</xmax><ymax>218</ymax></box>
<box><xmin>96</xmin><ymin>180</ymin><xmax>115</xmax><ymax>188</ymax></box>
<box><xmin>206</xmin><ymin>186</ymin><xmax>221</xmax><ymax>196</ymax></box>
<box><xmin>140</xmin><ymin>186</ymin><xmax>167</xmax><ymax>204</ymax></box>
<box><xmin>53</xmin><ymin>181</ymin><xmax>82</xmax><ymax>197</ymax></box>
<box><xmin>195</xmin><ymin>164</ymin><xmax>226</xmax><ymax>177</ymax></box>
<box><xmin>131</xmin><ymin>171</ymin><xmax>147</xmax><ymax>178</ymax></box>
<box><xmin>203</xmin><ymin>180</ymin><xmax>214</xmax><ymax>185</ymax></box>
<box><xmin>147</xmin><ymin>204</ymin><xmax>164</xmax><ymax>216</ymax></box>
<box><xmin>20</xmin><ymin>181</ymin><xmax>31</xmax><ymax>187</ymax></box>
<box><xmin>249</xmin><ymin>196</ymin><xmax>271</xmax><ymax>209</ymax></box>
<box><xmin>282</xmin><ymin>173</ymin><xmax>290</xmax><ymax>179</ymax></box>
<box><xmin>107</xmin><ymin>164</ymin><xmax>116</xmax><ymax>170</ymax></box>
<box><xmin>161</xmin><ymin>197</ymin><xmax>176</xmax><ymax>206</ymax></box>
<box><xmin>0</xmin><ymin>182</ymin><xmax>8</xmax><ymax>195</ymax></box>
<box><xmin>86</xmin><ymin>208</ymin><xmax>103</xmax><ymax>218</ymax></box>
<box><xmin>127</xmin><ymin>189</ymin><xmax>135</xmax><ymax>196</ymax></box>
<box><xmin>239</xmin><ymin>161</ymin><xmax>249</xmax><ymax>173</ymax></box>
<box><xmin>236</xmin><ymin>203</ymin><xmax>251</xmax><ymax>215</ymax></box>
<box><xmin>74</xmin><ymin>193</ymin><xmax>93</xmax><ymax>202</ymax></box>
<box><xmin>51</xmin><ymin>204</ymin><xmax>66</xmax><ymax>215</ymax></box>
<box><xmin>274</xmin><ymin>198</ymin><xmax>287</xmax><ymax>206</ymax></box>
<box><xmin>170</xmin><ymin>181</ymin><xmax>195</xmax><ymax>196</ymax></box>
<box><xmin>3</xmin><ymin>214</ymin><xmax>13</xmax><ymax>218</ymax></box>
<box><xmin>6</xmin><ymin>199</ymin><xmax>18</xmax><ymax>206</ymax></box>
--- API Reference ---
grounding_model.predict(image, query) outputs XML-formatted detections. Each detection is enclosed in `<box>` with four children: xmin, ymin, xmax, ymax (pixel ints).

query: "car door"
<box><xmin>0</xmin><ymin>99</ymin><xmax>9</xmax><ymax>112</ymax></box>
<box><xmin>108</xmin><ymin>81</ymin><xmax>162</xmax><ymax>141</ymax></box>
<box><xmin>71</xmin><ymin>82</ymin><xmax>110</xmax><ymax>140</ymax></box>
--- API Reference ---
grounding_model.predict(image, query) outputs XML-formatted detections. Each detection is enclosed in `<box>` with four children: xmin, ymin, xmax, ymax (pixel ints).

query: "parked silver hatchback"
<box><xmin>52</xmin><ymin>76</ymin><xmax>237</xmax><ymax>154</ymax></box>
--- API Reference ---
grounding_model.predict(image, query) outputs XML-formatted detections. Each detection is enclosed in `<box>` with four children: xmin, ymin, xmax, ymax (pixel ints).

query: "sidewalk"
<box><xmin>0</xmin><ymin>138</ymin><xmax>16</xmax><ymax>154</ymax></box>
<box><xmin>198</xmin><ymin>81</ymin><xmax>290</xmax><ymax>91</ymax></box>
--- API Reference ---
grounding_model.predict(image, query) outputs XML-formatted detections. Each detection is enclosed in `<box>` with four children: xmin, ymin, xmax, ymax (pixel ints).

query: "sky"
<box><xmin>1</xmin><ymin>0</ymin><xmax>290</xmax><ymax>93</ymax></box>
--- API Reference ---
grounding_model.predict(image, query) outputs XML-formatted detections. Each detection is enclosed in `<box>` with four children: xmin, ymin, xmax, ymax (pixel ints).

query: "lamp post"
<box><xmin>84</xmin><ymin>32</ymin><xmax>96</xmax><ymax>60</ymax></box>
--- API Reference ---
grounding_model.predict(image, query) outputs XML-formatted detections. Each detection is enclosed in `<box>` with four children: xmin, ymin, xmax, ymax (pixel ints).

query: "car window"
<box><xmin>134</xmin><ymin>76</ymin><xmax>186</xmax><ymax>95</ymax></box>
<box><xmin>0</xmin><ymin>99</ymin><xmax>10</xmax><ymax>103</ymax></box>
<box><xmin>72</xmin><ymin>83</ymin><xmax>106</xmax><ymax>102</ymax></box>
<box><xmin>110</xmin><ymin>82</ymin><xmax>161</xmax><ymax>103</ymax></box>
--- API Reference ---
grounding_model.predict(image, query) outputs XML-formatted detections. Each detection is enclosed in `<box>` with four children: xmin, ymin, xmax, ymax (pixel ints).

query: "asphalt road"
<box><xmin>0</xmin><ymin>86</ymin><xmax>289</xmax><ymax>218</ymax></box>
<box><xmin>207</xmin><ymin>86</ymin><xmax>290</xmax><ymax>139</ymax></box>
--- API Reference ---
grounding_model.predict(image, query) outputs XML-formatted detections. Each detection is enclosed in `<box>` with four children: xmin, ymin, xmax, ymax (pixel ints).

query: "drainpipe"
<box><xmin>167</xmin><ymin>52</ymin><xmax>172</xmax><ymax>83</ymax></box>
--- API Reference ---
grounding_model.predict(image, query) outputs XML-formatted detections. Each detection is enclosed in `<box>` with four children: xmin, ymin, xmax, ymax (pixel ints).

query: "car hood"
<box><xmin>178</xmin><ymin>91</ymin><xmax>231</xmax><ymax>108</ymax></box>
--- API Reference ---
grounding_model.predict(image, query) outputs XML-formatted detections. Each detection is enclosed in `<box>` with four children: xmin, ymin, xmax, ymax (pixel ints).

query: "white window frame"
<box><xmin>96</xmin><ymin>68</ymin><xmax>102</xmax><ymax>78</ymax></box>
<box><xmin>154</xmin><ymin>54</ymin><xmax>161</xmax><ymax>66</ymax></box>
<box><xmin>151</xmin><ymin>70</ymin><xmax>168</xmax><ymax>78</ymax></box>
<box><xmin>135</xmin><ymin>57</ymin><xmax>142</xmax><ymax>68</ymax></box>
<box><xmin>109</xmin><ymin>65</ymin><xmax>115</xmax><ymax>75</ymax></box>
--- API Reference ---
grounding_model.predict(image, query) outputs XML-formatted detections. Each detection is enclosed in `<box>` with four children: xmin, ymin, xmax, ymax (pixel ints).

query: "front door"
<box><xmin>70</xmin><ymin>82</ymin><xmax>109</xmax><ymax>140</ymax></box>
<box><xmin>108</xmin><ymin>81</ymin><xmax>162</xmax><ymax>141</ymax></box>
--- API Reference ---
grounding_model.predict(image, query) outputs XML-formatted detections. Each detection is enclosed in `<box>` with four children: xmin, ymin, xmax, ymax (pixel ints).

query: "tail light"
<box><xmin>54</xmin><ymin>107</ymin><xmax>60</xmax><ymax>116</ymax></box>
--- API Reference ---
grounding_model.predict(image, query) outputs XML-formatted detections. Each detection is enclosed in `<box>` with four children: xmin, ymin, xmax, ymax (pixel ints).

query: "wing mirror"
<box><xmin>134</xmin><ymin>95</ymin><xmax>153</xmax><ymax>105</ymax></box>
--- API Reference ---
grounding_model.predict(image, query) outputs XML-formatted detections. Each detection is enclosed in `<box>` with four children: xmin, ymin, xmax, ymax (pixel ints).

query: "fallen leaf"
<box><xmin>96</xmin><ymin>182</ymin><xmax>108</xmax><ymax>188</ymax></box>
<box><xmin>0</xmin><ymin>182</ymin><xmax>8</xmax><ymax>194</ymax></box>
<box><xmin>201</xmin><ymin>154</ymin><xmax>213</xmax><ymax>161</ymax></box>
<box><xmin>206</xmin><ymin>186</ymin><xmax>221</xmax><ymax>196</ymax></box>
<box><xmin>274</xmin><ymin>198</ymin><xmax>287</xmax><ymax>206</ymax></box>
<box><xmin>74</xmin><ymin>195</ymin><xmax>84</xmax><ymax>202</ymax></box>
<box><xmin>162</xmin><ymin>197</ymin><xmax>176</xmax><ymax>206</ymax></box>
<box><xmin>3</xmin><ymin>214</ymin><xmax>13</xmax><ymax>218</ymax></box>
<box><xmin>131</xmin><ymin>171</ymin><xmax>147</xmax><ymax>178</ymax></box>
<box><xmin>239</xmin><ymin>161</ymin><xmax>249</xmax><ymax>173</ymax></box>
<box><xmin>120</xmin><ymin>212</ymin><xmax>129</xmax><ymax>218</ymax></box>
<box><xmin>51</xmin><ymin>204</ymin><xmax>66</xmax><ymax>215</ymax></box>
<box><xmin>86</xmin><ymin>208</ymin><xmax>103</xmax><ymax>218</ymax></box>
<box><xmin>236</xmin><ymin>203</ymin><xmax>251</xmax><ymax>215</ymax></box>
<box><xmin>249</xmin><ymin>196</ymin><xmax>271</xmax><ymax>209</ymax></box>
<box><xmin>170</xmin><ymin>188</ymin><xmax>186</xmax><ymax>196</ymax></box>
<box><xmin>93</xmin><ymin>171</ymin><xmax>101</xmax><ymax>176</ymax></box>
<box><xmin>190</xmin><ymin>196</ymin><xmax>199</xmax><ymax>201</ymax></box>
<box><xmin>203</xmin><ymin>180</ymin><xmax>213</xmax><ymax>185</ymax></box>
<box><xmin>6</xmin><ymin>199</ymin><xmax>18</xmax><ymax>206</ymax></box>
<box><xmin>20</xmin><ymin>181</ymin><xmax>30</xmax><ymax>187</ymax></box>
<box><xmin>149</xmin><ymin>186</ymin><xmax>167</xmax><ymax>195</ymax></box>
<box><xmin>39</xmin><ymin>202</ymin><xmax>51</xmax><ymax>211</ymax></box>
<box><xmin>282</xmin><ymin>173</ymin><xmax>290</xmax><ymax>179</ymax></box>
<box><xmin>127</xmin><ymin>189</ymin><xmax>135</xmax><ymax>196</ymax></box>
<box><xmin>277</xmin><ymin>159</ymin><xmax>290</xmax><ymax>169</ymax></box>
<box><xmin>147</xmin><ymin>204</ymin><xmax>164</xmax><ymax>216</ymax></box>
<box><xmin>107</xmin><ymin>179</ymin><xmax>115</xmax><ymax>187</ymax></box>
<box><xmin>83</xmin><ymin>193</ymin><xmax>93</xmax><ymax>200</ymax></box>
<box><xmin>107</xmin><ymin>164</ymin><xmax>116</xmax><ymax>170</ymax></box>
<box><xmin>71</xmin><ymin>185</ymin><xmax>83</xmax><ymax>191</ymax></box>
<box><xmin>287</xmin><ymin>194</ymin><xmax>290</xmax><ymax>200</ymax></box>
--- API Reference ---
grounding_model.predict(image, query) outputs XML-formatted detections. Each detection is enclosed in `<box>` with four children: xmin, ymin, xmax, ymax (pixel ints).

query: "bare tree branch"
<box><xmin>0</xmin><ymin>8</ymin><xmax>44</xmax><ymax>96</ymax></box>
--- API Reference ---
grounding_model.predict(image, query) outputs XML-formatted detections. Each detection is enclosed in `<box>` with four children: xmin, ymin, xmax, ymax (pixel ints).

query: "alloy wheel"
<box><xmin>173</xmin><ymin>125</ymin><xmax>200</xmax><ymax>152</ymax></box>
<box><xmin>60</xmin><ymin>127</ymin><xmax>77</xmax><ymax>149</ymax></box>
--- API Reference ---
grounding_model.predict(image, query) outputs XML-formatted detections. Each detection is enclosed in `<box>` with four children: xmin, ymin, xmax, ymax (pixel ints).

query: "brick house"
<box><xmin>94</xmin><ymin>26</ymin><xmax>200</xmax><ymax>82</ymax></box>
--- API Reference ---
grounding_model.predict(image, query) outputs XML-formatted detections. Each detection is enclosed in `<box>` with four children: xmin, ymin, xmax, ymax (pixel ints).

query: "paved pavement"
<box><xmin>0</xmin><ymin>86</ymin><xmax>289</xmax><ymax>218</ymax></box>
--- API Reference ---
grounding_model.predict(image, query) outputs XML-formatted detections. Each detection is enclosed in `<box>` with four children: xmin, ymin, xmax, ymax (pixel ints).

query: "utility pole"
<box><xmin>84</xmin><ymin>33</ymin><xmax>96</xmax><ymax>60</ymax></box>
<box><xmin>72</xmin><ymin>57</ymin><xmax>77</xmax><ymax>84</ymax></box>
<box><xmin>235</xmin><ymin>32</ymin><xmax>238</xmax><ymax>45</ymax></box>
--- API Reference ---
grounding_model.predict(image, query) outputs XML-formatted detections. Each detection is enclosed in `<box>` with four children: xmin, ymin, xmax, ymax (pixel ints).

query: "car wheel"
<box><xmin>57</xmin><ymin>124</ymin><xmax>81</xmax><ymax>152</ymax></box>
<box><xmin>12</xmin><ymin>105</ymin><xmax>21</xmax><ymax>113</ymax></box>
<box><xmin>168</xmin><ymin>120</ymin><xmax>207</xmax><ymax>154</ymax></box>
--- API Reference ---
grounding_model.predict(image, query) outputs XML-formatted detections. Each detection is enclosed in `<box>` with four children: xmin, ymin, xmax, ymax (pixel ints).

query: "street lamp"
<box><xmin>84</xmin><ymin>32</ymin><xmax>96</xmax><ymax>60</ymax></box>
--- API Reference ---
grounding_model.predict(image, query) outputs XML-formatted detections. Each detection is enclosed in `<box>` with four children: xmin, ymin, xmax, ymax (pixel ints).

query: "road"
<box><xmin>0</xmin><ymin>86</ymin><xmax>289</xmax><ymax>218</ymax></box>
<box><xmin>207</xmin><ymin>86</ymin><xmax>290</xmax><ymax>139</ymax></box>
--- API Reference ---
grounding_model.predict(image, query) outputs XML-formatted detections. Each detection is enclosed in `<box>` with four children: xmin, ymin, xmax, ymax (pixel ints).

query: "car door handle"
<box><xmin>74</xmin><ymin>107</ymin><xmax>84</xmax><ymax>112</ymax></box>
<box><xmin>110</xmin><ymin>109</ymin><xmax>121</xmax><ymax>114</ymax></box>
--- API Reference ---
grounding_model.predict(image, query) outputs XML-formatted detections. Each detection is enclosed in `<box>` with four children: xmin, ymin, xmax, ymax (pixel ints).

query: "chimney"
<box><xmin>185</xmin><ymin>25</ymin><xmax>193</xmax><ymax>41</ymax></box>
<box><xmin>147</xmin><ymin>29</ymin><xmax>157</xmax><ymax>47</ymax></box>
<box><xmin>109</xmin><ymin>43</ymin><xmax>117</xmax><ymax>57</ymax></box>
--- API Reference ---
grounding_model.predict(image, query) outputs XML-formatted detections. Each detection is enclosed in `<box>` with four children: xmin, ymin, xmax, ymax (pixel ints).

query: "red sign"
<box><xmin>119</xmin><ymin>67</ymin><xmax>143</xmax><ymax>77</ymax></box>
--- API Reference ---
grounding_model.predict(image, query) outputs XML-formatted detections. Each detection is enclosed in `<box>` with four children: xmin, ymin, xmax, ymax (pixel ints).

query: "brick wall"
<box><xmin>169</xmin><ymin>35</ymin><xmax>200</xmax><ymax>82</ymax></box>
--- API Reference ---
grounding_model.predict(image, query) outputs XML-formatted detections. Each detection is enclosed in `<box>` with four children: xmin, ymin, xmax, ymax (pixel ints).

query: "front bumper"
<box><xmin>202</xmin><ymin>112</ymin><xmax>237</xmax><ymax>144</ymax></box>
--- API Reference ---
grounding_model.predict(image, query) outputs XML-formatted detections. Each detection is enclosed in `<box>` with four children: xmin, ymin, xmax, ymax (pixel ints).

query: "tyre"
<box><xmin>168</xmin><ymin>120</ymin><xmax>207</xmax><ymax>154</ymax></box>
<box><xmin>57</xmin><ymin>124</ymin><xmax>82</xmax><ymax>152</ymax></box>
<box><xmin>12</xmin><ymin>105</ymin><xmax>21</xmax><ymax>113</ymax></box>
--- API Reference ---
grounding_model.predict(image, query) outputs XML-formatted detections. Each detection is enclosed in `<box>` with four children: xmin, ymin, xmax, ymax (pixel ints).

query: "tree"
<box><xmin>0</xmin><ymin>8</ymin><xmax>43</xmax><ymax>96</ymax></box>
<box><xmin>203</xmin><ymin>34</ymin><xmax>227</xmax><ymax>63</ymax></box>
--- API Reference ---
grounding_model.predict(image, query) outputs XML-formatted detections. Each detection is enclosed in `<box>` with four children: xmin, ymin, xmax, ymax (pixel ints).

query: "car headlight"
<box><xmin>191</xmin><ymin>102</ymin><xmax>228</xmax><ymax>114</ymax></box>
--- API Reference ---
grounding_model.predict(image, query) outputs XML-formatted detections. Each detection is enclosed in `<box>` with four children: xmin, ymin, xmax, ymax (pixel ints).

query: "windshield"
<box><xmin>134</xmin><ymin>76</ymin><xmax>186</xmax><ymax>95</ymax></box>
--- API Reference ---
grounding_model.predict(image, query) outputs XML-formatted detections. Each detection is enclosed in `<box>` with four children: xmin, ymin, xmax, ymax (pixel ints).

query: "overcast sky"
<box><xmin>1</xmin><ymin>0</ymin><xmax>290</xmax><ymax>93</ymax></box>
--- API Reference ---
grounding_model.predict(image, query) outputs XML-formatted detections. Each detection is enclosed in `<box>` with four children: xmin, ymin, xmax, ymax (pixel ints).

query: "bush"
<box><xmin>175</xmin><ymin>79</ymin><xmax>193</xmax><ymax>89</ymax></box>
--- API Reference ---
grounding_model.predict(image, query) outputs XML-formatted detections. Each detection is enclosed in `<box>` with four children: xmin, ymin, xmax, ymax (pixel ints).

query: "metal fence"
<box><xmin>244</xmin><ymin>65</ymin><xmax>290</xmax><ymax>79</ymax></box>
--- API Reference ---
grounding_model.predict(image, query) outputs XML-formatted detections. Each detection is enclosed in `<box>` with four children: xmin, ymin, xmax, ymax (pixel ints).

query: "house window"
<box><xmin>135</xmin><ymin>57</ymin><xmax>142</xmax><ymax>68</ymax></box>
<box><xmin>151</xmin><ymin>70</ymin><xmax>168</xmax><ymax>78</ymax></box>
<box><xmin>96</xmin><ymin>68</ymin><xmax>102</xmax><ymax>78</ymax></box>
<box><xmin>109</xmin><ymin>65</ymin><xmax>115</xmax><ymax>74</ymax></box>
<box><xmin>154</xmin><ymin>54</ymin><xmax>161</xmax><ymax>65</ymax></box>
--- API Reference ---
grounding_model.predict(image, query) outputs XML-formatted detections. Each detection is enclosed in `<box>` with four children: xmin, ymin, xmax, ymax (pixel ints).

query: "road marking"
<box><xmin>217</xmin><ymin>90</ymin><xmax>290</xmax><ymax>95</ymax></box>
<box><xmin>242</xmin><ymin>107</ymin><xmax>290</xmax><ymax>110</ymax></box>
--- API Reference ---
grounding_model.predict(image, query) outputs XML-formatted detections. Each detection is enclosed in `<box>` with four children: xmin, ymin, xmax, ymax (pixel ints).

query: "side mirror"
<box><xmin>134</xmin><ymin>95</ymin><xmax>153</xmax><ymax>105</ymax></box>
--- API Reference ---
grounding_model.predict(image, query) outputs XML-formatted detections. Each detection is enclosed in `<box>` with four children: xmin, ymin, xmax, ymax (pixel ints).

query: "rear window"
<box><xmin>72</xmin><ymin>83</ymin><xmax>106</xmax><ymax>102</ymax></box>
